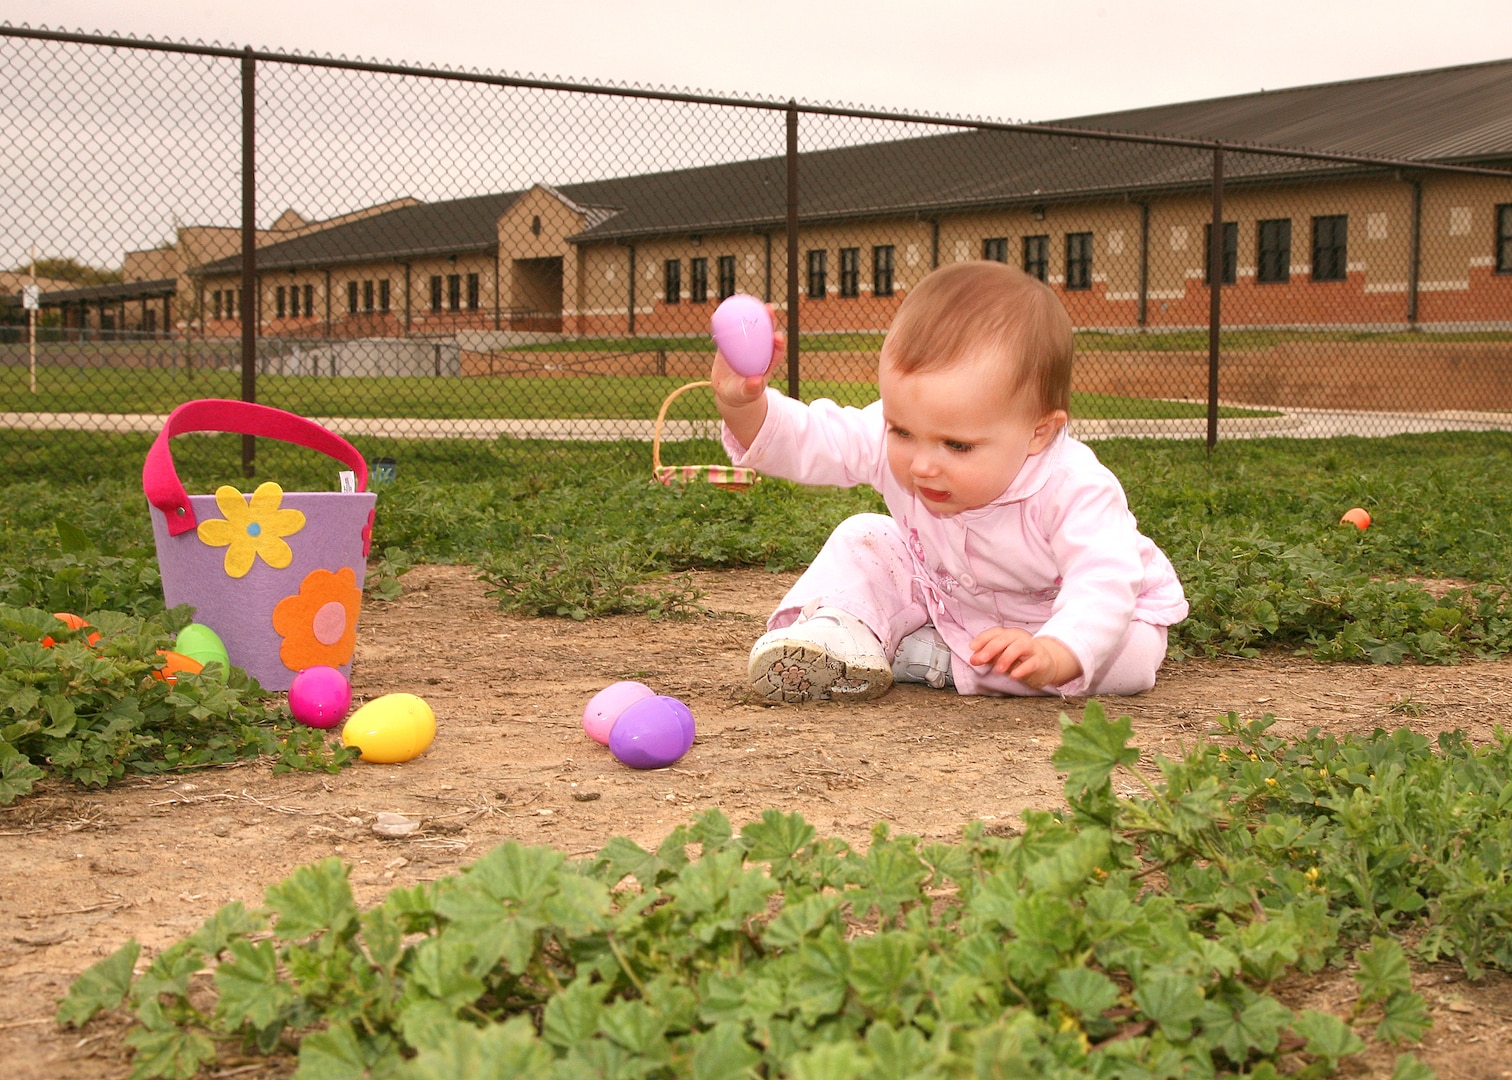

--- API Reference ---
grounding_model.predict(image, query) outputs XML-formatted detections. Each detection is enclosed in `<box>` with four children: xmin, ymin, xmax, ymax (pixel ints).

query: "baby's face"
<box><xmin>879</xmin><ymin>352</ymin><xmax>1063</xmax><ymax>516</ymax></box>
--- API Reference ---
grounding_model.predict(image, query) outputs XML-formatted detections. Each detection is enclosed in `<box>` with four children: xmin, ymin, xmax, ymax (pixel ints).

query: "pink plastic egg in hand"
<box><xmin>288</xmin><ymin>665</ymin><xmax>353</xmax><ymax>729</ymax></box>
<box><xmin>583</xmin><ymin>680</ymin><xmax>655</xmax><ymax>745</ymax></box>
<box><xmin>609</xmin><ymin>696</ymin><xmax>696</xmax><ymax>770</ymax></box>
<box><xmin>710</xmin><ymin>293</ymin><xmax>774</xmax><ymax>377</ymax></box>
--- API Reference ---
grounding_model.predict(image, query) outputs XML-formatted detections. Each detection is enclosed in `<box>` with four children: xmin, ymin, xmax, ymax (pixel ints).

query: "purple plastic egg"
<box><xmin>710</xmin><ymin>293</ymin><xmax>774</xmax><ymax>377</ymax></box>
<box><xmin>609</xmin><ymin>695</ymin><xmax>696</xmax><ymax>770</ymax></box>
<box><xmin>583</xmin><ymin>680</ymin><xmax>655</xmax><ymax>745</ymax></box>
<box><xmin>288</xmin><ymin>665</ymin><xmax>353</xmax><ymax>729</ymax></box>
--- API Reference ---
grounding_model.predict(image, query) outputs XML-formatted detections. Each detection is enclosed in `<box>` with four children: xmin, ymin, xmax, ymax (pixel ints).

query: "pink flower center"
<box><xmin>312</xmin><ymin>601</ymin><xmax>348</xmax><ymax>646</ymax></box>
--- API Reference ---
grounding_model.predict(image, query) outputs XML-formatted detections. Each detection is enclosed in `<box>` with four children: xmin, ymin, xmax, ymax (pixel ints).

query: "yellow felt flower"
<box><xmin>196</xmin><ymin>482</ymin><xmax>306</xmax><ymax>578</ymax></box>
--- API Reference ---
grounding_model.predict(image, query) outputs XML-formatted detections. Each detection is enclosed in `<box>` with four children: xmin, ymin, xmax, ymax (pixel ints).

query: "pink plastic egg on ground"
<box><xmin>710</xmin><ymin>293</ymin><xmax>774</xmax><ymax>377</ymax></box>
<box><xmin>288</xmin><ymin>665</ymin><xmax>353</xmax><ymax>729</ymax></box>
<box><xmin>583</xmin><ymin>680</ymin><xmax>655</xmax><ymax>745</ymax></box>
<box><xmin>609</xmin><ymin>695</ymin><xmax>696</xmax><ymax>770</ymax></box>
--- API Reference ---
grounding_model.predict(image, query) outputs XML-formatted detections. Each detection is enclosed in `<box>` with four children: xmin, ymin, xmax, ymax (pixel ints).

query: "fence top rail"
<box><xmin>6</xmin><ymin>23</ymin><xmax>1511</xmax><ymax>182</ymax></box>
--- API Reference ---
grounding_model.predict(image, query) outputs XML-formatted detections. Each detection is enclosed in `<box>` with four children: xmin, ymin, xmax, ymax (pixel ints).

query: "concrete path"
<box><xmin>3</xmin><ymin>409</ymin><xmax>1511</xmax><ymax>442</ymax></box>
<box><xmin>0</xmin><ymin>412</ymin><xmax>722</xmax><ymax>443</ymax></box>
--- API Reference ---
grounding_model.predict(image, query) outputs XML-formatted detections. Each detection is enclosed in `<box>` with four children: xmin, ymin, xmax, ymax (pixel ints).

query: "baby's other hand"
<box><xmin>968</xmin><ymin>627</ymin><xmax>1081</xmax><ymax>690</ymax></box>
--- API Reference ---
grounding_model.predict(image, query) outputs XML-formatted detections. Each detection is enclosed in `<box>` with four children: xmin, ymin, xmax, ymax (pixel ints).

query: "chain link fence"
<box><xmin>4</xmin><ymin>26</ymin><xmax>1512</xmax><ymax>482</ymax></box>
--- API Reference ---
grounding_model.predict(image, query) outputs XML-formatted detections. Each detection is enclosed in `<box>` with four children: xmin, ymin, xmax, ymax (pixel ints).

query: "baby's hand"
<box><xmin>968</xmin><ymin>627</ymin><xmax>1081</xmax><ymax>690</ymax></box>
<box><xmin>711</xmin><ymin>307</ymin><xmax>783</xmax><ymax>410</ymax></box>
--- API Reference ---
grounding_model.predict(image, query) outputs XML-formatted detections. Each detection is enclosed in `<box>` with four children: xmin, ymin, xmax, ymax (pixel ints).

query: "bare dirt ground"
<box><xmin>3</xmin><ymin>563</ymin><xmax>1511</xmax><ymax>1077</ymax></box>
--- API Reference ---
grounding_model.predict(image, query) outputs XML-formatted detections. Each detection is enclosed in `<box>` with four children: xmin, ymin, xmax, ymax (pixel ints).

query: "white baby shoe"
<box><xmin>748</xmin><ymin>607</ymin><xmax>893</xmax><ymax>703</ymax></box>
<box><xmin>891</xmin><ymin>625</ymin><xmax>955</xmax><ymax>689</ymax></box>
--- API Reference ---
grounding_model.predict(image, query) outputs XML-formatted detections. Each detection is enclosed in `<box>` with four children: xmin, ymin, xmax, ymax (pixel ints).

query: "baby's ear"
<box><xmin>1028</xmin><ymin>410</ymin><xmax>1069</xmax><ymax>453</ymax></box>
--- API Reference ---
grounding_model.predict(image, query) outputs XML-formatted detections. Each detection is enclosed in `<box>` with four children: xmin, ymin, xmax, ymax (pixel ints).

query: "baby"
<box><xmin>713</xmin><ymin>260</ymin><xmax>1188</xmax><ymax>702</ymax></box>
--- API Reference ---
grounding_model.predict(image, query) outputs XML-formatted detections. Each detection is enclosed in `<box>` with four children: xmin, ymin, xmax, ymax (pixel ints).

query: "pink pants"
<box><xmin>769</xmin><ymin>513</ymin><xmax>1169</xmax><ymax>697</ymax></box>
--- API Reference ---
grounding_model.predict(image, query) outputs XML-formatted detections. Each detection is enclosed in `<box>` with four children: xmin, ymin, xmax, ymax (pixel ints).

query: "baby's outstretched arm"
<box><xmin>712</xmin><ymin>312</ymin><xmax>784</xmax><ymax>448</ymax></box>
<box><xmin>968</xmin><ymin>626</ymin><xmax>1082</xmax><ymax>690</ymax></box>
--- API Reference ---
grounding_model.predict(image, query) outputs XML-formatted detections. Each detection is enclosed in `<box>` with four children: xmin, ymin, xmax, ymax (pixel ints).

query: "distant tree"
<box><xmin>10</xmin><ymin>257</ymin><xmax>122</xmax><ymax>286</ymax></box>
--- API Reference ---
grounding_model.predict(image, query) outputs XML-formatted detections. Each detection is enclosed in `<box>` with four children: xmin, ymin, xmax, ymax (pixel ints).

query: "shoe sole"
<box><xmin>748</xmin><ymin>638</ymin><xmax>893</xmax><ymax>703</ymax></box>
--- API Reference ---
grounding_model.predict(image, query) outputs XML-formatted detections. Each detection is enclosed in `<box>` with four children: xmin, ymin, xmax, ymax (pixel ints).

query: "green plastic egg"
<box><xmin>174</xmin><ymin>622</ymin><xmax>230</xmax><ymax>679</ymax></box>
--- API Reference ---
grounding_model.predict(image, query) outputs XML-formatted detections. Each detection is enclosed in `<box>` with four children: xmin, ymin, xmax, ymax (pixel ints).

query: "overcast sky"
<box><xmin>9</xmin><ymin>0</ymin><xmax>1512</xmax><ymax>121</ymax></box>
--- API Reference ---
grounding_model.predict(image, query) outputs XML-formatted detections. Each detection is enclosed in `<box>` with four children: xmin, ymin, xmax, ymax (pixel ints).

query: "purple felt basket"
<box><xmin>143</xmin><ymin>400</ymin><xmax>377</xmax><ymax>692</ymax></box>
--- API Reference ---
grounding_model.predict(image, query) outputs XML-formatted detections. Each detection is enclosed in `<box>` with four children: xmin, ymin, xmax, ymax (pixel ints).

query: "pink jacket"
<box><xmin>725</xmin><ymin>391</ymin><xmax>1189</xmax><ymax>695</ymax></box>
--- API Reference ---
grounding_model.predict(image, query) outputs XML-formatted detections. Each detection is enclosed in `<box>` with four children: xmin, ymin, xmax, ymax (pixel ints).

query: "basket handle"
<box><xmin>144</xmin><ymin>399</ymin><xmax>369</xmax><ymax>537</ymax></box>
<box><xmin>652</xmin><ymin>380</ymin><xmax>716</xmax><ymax>473</ymax></box>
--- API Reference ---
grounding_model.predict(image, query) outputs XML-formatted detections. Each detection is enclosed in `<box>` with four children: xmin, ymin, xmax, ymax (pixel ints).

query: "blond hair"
<box><xmin>879</xmin><ymin>261</ymin><xmax>1073</xmax><ymax>415</ymax></box>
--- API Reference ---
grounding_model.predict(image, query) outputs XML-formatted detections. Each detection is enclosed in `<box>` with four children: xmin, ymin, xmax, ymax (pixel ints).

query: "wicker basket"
<box><xmin>651</xmin><ymin>381</ymin><xmax>758</xmax><ymax>491</ymax></box>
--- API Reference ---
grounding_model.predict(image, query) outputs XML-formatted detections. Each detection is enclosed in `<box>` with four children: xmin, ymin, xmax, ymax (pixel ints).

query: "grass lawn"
<box><xmin>0</xmin><ymin>364</ymin><xmax>1267</xmax><ymax>421</ymax></box>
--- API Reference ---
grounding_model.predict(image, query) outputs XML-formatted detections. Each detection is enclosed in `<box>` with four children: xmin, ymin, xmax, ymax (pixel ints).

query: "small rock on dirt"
<box><xmin>372</xmin><ymin>812</ymin><xmax>420</xmax><ymax>838</ymax></box>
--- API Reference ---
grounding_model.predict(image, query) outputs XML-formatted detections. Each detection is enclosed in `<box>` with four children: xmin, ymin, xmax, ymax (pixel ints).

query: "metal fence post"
<box><xmin>240</xmin><ymin>46</ymin><xmax>258</xmax><ymax>477</ymax></box>
<box><xmin>1206</xmin><ymin>145</ymin><xmax>1223</xmax><ymax>452</ymax></box>
<box><xmin>785</xmin><ymin>101</ymin><xmax>800</xmax><ymax>400</ymax></box>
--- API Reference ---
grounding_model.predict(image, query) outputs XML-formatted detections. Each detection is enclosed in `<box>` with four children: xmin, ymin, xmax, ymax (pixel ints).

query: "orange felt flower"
<box><xmin>271</xmin><ymin>567</ymin><xmax>362</xmax><ymax>673</ymax></box>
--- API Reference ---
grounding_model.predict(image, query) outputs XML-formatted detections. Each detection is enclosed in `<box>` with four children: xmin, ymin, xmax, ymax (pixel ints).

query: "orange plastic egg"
<box><xmin>153</xmin><ymin>650</ymin><xmax>205</xmax><ymax>685</ymax></box>
<box><xmin>42</xmin><ymin>612</ymin><xmax>101</xmax><ymax>648</ymax></box>
<box><xmin>1340</xmin><ymin>507</ymin><xmax>1371</xmax><ymax>530</ymax></box>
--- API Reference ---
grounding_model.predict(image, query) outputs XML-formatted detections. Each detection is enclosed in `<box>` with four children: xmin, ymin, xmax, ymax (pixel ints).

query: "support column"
<box><xmin>1406</xmin><ymin>175</ymin><xmax>1422</xmax><ymax>327</ymax></box>
<box><xmin>1205</xmin><ymin>146</ymin><xmax>1224</xmax><ymax>453</ymax></box>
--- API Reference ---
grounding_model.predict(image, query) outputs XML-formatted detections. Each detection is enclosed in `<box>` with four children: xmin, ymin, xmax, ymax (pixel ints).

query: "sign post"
<box><xmin>24</xmin><ymin>244</ymin><xmax>39</xmax><ymax>394</ymax></box>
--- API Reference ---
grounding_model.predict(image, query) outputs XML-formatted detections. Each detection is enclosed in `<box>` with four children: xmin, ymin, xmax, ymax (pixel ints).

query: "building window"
<box><xmin>349</xmin><ymin>281</ymin><xmax>360</xmax><ymax>314</ymax></box>
<box><xmin>1312</xmin><ymin>215</ymin><xmax>1348</xmax><ymax>282</ymax></box>
<box><xmin>275</xmin><ymin>286</ymin><xmax>287</xmax><ymax>319</ymax></box>
<box><xmin>1496</xmin><ymin>204</ymin><xmax>1512</xmax><ymax>273</ymax></box>
<box><xmin>690</xmin><ymin>257</ymin><xmax>708</xmax><ymax>303</ymax></box>
<box><xmin>873</xmin><ymin>245</ymin><xmax>895</xmax><ymax>297</ymax></box>
<box><xmin>379</xmin><ymin>280</ymin><xmax>391</xmax><ymax>312</ymax></box>
<box><xmin>806</xmin><ymin>249</ymin><xmax>827</xmax><ymax>299</ymax></box>
<box><xmin>663</xmin><ymin>260</ymin><xmax>681</xmax><ymax>304</ymax></box>
<box><xmin>358</xmin><ymin>280</ymin><xmax>371</xmax><ymax>312</ymax></box>
<box><xmin>447</xmin><ymin>274</ymin><xmax>461</xmax><ymax>311</ymax></box>
<box><xmin>1204</xmin><ymin>221</ymin><xmax>1238</xmax><ymax>285</ymax></box>
<box><xmin>428</xmin><ymin>276</ymin><xmax>442</xmax><ymax>312</ymax></box>
<box><xmin>1257</xmin><ymin>219</ymin><xmax>1291</xmax><ymax>283</ymax></box>
<box><xmin>1022</xmin><ymin>235</ymin><xmax>1048</xmax><ymax>281</ymax></box>
<box><xmin>983</xmin><ymin>237</ymin><xmax>1008</xmax><ymax>263</ymax></box>
<box><xmin>717</xmin><ymin>255</ymin><xmax>736</xmax><ymax>299</ymax></box>
<box><xmin>838</xmin><ymin>248</ymin><xmax>860</xmax><ymax>298</ymax></box>
<box><xmin>302</xmin><ymin>284</ymin><xmax>314</xmax><ymax>317</ymax></box>
<box><xmin>289</xmin><ymin>285</ymin><xmax>302</xmax><ymax>318</ymax></box>
<box><xmin>1064</xmin><ymin>232</ymin><xmax>1093</xmax><ymax>290</ymax></box>
<box><xmin>213</xmin><ymin>290</ymin><xmax>223</xmax><ymax>320</ymax></box>
<box><xmin>466</xmin><ymin>273</ymin><xmax>480</xmax><ymax>310</ymax></box>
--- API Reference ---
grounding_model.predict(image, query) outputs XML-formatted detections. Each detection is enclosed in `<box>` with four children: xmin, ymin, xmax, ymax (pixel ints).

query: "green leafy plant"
<box><xmin>1169</xmin><ymin>528</ymin><xmax>1512</xmax><ymax>663</ymax></box>
<box><xmin>363</xmin><ymin>545</ymin><xmax>414</xmax><ymax>602</ymax></box>
<box><xmin>63</xmin><ymin>702</ymin><xmax>1494</xmax><ymax>1079</ymax></box>
<box><xmin>479</xmin><ymin>537</ymin><xmax>706</xmax><ymax>620</ymax></box>
<box><xmin>0</xmin><ymin>605</ymin><xmax>353</xmax><ymax>804</ymax></box>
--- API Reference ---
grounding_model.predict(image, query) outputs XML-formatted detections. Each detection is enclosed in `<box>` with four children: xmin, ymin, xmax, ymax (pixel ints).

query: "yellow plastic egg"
<box><xmin>340</xmin><ymin>693</ymin><xmax>436</xmax><ymax>764</ymax></box>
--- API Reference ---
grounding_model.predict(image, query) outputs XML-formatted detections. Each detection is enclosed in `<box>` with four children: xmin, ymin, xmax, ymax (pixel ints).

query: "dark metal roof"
<box><xmin>192</xmin><ymin>57</ymin><xmax>1512</xmax><ymax>268</ymax></box>
<box><xmin>1055</xmin><ymin>57</ymin><xmax>1512</xmax><ymax>163</ymax></box>
<box><xmin>559</xmin><ymin>127</ymin><xmax>1378</xmax><ymax>243</ymax></box>
<box><xmin>195</xmin><ymin>191</ymin><xmax>525</xmax><ymax>276</ymax></box>
<box><xmin>40</xmin><ymin>278</ymin><xmax>176</xmax><ymax>304</ymax></box>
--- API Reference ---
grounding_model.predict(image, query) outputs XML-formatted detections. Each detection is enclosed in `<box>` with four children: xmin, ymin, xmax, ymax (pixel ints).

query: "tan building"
<box><xmin>35</xmin><ymin>200</ymin><xmax>423</xmax><ymax>338</ymax></box>
<box><xmin>59</xmin><ymin>58</ymin><xmax>1512</xmax><ymax>349</ymax></box>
